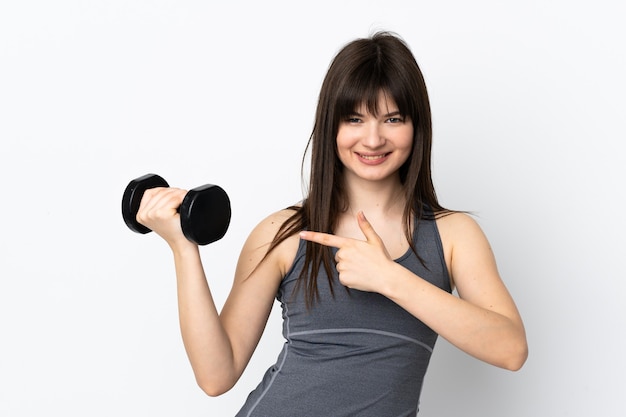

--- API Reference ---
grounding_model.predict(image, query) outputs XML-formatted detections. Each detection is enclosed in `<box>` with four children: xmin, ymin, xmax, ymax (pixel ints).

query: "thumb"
<box><xmin>357</xmin><ymin>211</ymin><xmax>383</xmax><ymax>244</ymax></box>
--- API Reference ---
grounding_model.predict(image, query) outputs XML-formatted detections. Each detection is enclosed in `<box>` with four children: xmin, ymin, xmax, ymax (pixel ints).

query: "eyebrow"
<box><xmin>350</xmin><ymin>110</ymin><xmax>402</xmax><ymax>117</ymax></box>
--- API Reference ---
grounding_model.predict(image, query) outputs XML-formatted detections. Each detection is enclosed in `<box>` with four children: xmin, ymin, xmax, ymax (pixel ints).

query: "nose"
<box><xmin>362</xmin><ymin>121</ymin><xmax>385</xmax><ymax>148</ymax></box>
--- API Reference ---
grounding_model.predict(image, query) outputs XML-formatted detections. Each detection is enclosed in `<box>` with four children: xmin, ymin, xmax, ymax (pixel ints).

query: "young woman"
<box><xmin>136</xmin><ymin>31</ymin><xmax>528</xmax><ymax>416</ymax></box>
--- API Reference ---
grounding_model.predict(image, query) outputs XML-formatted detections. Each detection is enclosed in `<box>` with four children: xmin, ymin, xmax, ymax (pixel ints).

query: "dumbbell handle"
<box><xmin>122</xmin><ymin>173</ymin><xmax>231</xmax><ymax>245</ymax></box>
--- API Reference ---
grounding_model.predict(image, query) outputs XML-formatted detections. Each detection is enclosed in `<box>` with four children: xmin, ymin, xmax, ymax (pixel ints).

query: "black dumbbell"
<box><xmin>122</xmin><ymin>173</ymin><xmax>231</xmax><ymax>245</ymax></box>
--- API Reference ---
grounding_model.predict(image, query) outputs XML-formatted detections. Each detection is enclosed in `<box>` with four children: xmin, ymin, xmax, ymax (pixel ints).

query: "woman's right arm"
<box><xmin>136</xmin><ymin>187</ymin><xmax>293</xmax><ymax>396</ymax></box>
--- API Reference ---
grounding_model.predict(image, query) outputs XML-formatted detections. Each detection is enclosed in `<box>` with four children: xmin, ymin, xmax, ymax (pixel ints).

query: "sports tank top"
<box><xmin>235</xmin><ymin>216</ymin><xmax>451</xmax><ymax>417</ymax></box>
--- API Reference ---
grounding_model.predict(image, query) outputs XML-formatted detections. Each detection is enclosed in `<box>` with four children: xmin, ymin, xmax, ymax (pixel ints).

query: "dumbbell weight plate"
<box><xmin>180</xmin><ymin>184</ymin><xmax>231</xmax><ymax>245</ymax></box>
<box><xmin>121</xmin><ymin>173</ymin><xmax>169</xmax><ymax>234</ymax></box>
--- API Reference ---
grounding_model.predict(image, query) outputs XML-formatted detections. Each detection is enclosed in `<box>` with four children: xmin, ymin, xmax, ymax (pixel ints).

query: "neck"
<box><xmin>342</xmin><ymin>175</ymin><xmax>406</xmax><ymax>218</ymax></box>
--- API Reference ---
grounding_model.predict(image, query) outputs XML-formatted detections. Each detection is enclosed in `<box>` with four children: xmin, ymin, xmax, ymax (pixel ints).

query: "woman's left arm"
<box><xmin>300</xmin><ymin>211</ymin><xmax>528</xmax><ymax>371</ymax></box>
<box><xmin>386</xmin><ymin>212</ymin><xmax>528</xmax><ymax>370</ymax></box>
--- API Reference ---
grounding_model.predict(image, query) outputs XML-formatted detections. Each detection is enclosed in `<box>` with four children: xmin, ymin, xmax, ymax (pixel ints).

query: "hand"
<box><xmin>136</xmin><ymin>187</ymin><xmax>192</xmax><ymax>248</ymax></box>
<box><xmin>299</xmin><ymin>211</ymin><xmax>396</xmax><ymax>293</ymax></box>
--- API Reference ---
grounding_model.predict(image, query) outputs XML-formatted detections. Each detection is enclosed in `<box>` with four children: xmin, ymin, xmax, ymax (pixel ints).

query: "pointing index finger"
<box><xmin>299</xmin><ymin>230</ymin><xmax>348</xmax><ymax>249</ymax></box>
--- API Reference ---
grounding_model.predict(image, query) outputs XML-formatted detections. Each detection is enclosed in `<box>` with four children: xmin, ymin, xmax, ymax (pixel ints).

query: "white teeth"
<box><xmin>360</xmin><ymin>154</ymin><xmax>386</xmax><ymax>160</ymax></box>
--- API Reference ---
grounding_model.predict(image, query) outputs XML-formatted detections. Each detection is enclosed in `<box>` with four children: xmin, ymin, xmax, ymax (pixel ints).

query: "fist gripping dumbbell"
<box><xmin>122</xmin><ymin>173</ymin><xmax>231</xmax><ymax>245</ymax></box>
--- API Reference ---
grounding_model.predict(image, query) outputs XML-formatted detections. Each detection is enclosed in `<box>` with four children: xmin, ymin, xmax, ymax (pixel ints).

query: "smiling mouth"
<box><xmin>357</xmin><ymin>153</ymin><xmax>390</xmax><ymax>160</ymax></box>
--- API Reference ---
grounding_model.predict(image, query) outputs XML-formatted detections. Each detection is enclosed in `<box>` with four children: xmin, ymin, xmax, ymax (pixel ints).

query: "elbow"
<box><xmin>196</xmin><ymin>375</ymin><xmax>236</xmax><ymax>397</ymax></box>
<box><xmin>501</xmin><ymin>340</ymin><xmax>529</xmax><ymax>372</ymax></box>
<box><xmin>198</xmin><ymin>382</ymin><xmax>233</xmax><ymax>397</ymax></box>
<box><xmin>199</xmin><ymin>384</ymin><xmax>229</xmax><ymax>398</ymax></box>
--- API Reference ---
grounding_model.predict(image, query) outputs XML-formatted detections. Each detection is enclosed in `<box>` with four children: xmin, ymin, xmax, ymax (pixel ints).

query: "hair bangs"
<box><xmin>334</xmin><ymin>66</ymin><xmax>412</xmax><ymax>122</ymax></box>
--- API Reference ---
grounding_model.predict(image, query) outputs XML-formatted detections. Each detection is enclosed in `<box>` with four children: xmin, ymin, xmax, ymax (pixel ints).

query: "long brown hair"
<box><xmin>267</xmin><ymin>31</ymin><xmax>447</xmax><ymax>307</ymax></box>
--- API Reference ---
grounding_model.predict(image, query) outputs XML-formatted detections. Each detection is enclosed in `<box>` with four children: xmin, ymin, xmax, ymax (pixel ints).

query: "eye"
<box><xmin>345</xmin><ymin>116</ymin><xmax>362</xmax><ymax>123</ymax></box>
<box><xmin>387</xmin><ymin>117</ymin><xmax>404</xmax><ymax>123</ymax></box>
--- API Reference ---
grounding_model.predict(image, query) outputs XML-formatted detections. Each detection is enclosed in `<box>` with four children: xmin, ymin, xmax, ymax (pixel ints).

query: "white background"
<box><xmin>1</xmin><ymin>1</ymin><xmax>624</xmax><ymax>416</ymax></box>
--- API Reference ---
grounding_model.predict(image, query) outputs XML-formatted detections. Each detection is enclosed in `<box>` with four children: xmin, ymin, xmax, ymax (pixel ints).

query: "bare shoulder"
<box><xmin>238</xmin><ymin>205</ymin><xmax>301</xmax><ymax>280</ymax></box>
<box><xmin>257</xmin><ymin>206</ymin><xmax>300</xmax><ymax>233</ymax></box>
<box><xmin>434</xmin><ymin>211</ymin><xmax>494</xmax><ymax>289</ymax></box>
<box><xmin>435</xmin><ymin>211</ymin><xmax>487</xmax><ymax>245</ymax></box>
<box><xmin>247</xmin><ymin>205</ymin><xmax>300</xmax><ymax>245</ymax></box>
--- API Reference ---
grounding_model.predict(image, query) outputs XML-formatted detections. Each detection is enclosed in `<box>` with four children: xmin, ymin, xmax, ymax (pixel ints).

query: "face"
<box><xmin>336</xmin><ymin>93</ymin><xmax>413</xmax><ymax>184</ymax></box>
